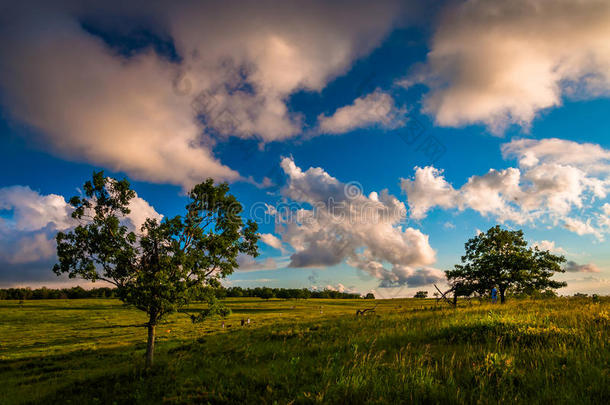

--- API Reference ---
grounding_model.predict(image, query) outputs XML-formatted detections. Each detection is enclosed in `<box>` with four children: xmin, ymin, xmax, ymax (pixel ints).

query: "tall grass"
<box><xmin>1</xmin><ymin>297</ymin><xmax>608</xmax><ymax>404</ymax></box>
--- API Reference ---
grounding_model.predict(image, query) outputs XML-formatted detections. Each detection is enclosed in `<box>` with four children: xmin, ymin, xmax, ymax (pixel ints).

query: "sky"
<box><xmin>0</xmin><ymin>0</ymin><xmax>609</xmax><ymax>296</ymax></box>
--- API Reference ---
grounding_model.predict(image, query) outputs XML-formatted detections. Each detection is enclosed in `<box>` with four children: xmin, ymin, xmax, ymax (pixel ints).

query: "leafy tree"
<box><xmin>260</xmin><ymin>287</ymin><xmax>275</xmax><ymax>300</ymax></box>
<box><xmin>414</xmin><ymin>290</ymin><xmax>428</xmax><ymax>299</ymax></box>
<box><xmin>445</xmin><ymin>225</ymin><xmax>566</xmax><ymax>304</ymax></box>
<box><xmin>53</xmin><ymin>172</ymin><xmax>259</xmax><ymax>366</ymax></box>
<box><xmin>364</xmin><ymin>292</ymin><xmax>375</xmax><ymax>299</ymax></box>
<box><xmin>299</xmin><ymin>288</ymin><xmax>311</xmax><ymax>299</ymax></box>
<box><xmin>276</xmin><ymin>289</ymin><xmax>291</xmax><ymax>299</ymax></box>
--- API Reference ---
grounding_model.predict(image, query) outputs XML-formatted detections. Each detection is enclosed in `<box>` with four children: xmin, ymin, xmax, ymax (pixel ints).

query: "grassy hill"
<box><xmin>1</xmin><ymin>297</ymin><xmax>608</xmax><ymax>404</ymax></box>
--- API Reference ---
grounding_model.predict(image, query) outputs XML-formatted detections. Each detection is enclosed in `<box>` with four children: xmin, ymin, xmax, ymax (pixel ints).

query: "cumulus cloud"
<box><xmin>3</xmin><ymin>233</ymin><xmax>57</xmax><ymax>265</ymax></box>
<box><xmin>317</xmin><ymin>90</ymin><xmax>404</xmax><ymax>134</ymax></box>
<box><xmin>402</xmin><ymin>138</ymin><xmax>610</xmax><ymax>239</ymax></box>
<box><xmin>321</xmin><ymin>283</ymin><xmax>359</xmax><ymax>294</ymax></box>
<box><xmin>268</xmin><ymin>157</ymin><xmax>442</xmax><ymax>287</ymax></box>
<box><xmin>260</xmin><ymin>233</ymin><xmax>284</xmax><ymax>252</ymax></box>
<box><xmin>532</xmin><ymin>240</ymin><xmax>566</xmax><ymax>255</ymax></box>
<box><xmin>0</xmin><ymin>8</ymin><xmax>239</xmax><ymax>188</ymax></box>
<box><xmin>400</xmin><ymin>167</ymin><xmax>457</xmax><ymax>220</ymax></box>
<box><xmin>564</xmin><ymin>261</ymin><xmax>601</xmax><ymax>273</ymax></box>
<box><xmin>412</xmin><ymin>0</ymin><xmax>610</xmax><ymax>133</ymax></box>
<box><xmin>0</xmin><ymin>1</ymin><xmax>405</xmax><ymax>188</ymax></box>
<box><xmin>235</xmin><ymin>254</ymin><xmax>278</xmax><ymax>272</ymax></box>
<box><xmin>0</xmin><ymin>185</ymin><xmax>161</xmax><ymax>281</ymax></box>
<box><xmin>503</xmin><ymin>138</ymin><xmax>610</xmax><ymax>171</ymax></box>
<box><xmin>126</xmin><ymin>195</ymin><xmax>164</xmax><ymax>233</ymax></box>
<box><xmin>563</xmin><ymin>218</ymin><xmax>604</xmax><ymax>240</ymax></box>
<box><xmin>377</xmin><ymin>266</ymin><xmax>445</xmax><ymax>288</ymax></box>
<box><xmin>0</xmin><ymin>186</ymin><xmax>74</xmax><ymax>232</ymax></box>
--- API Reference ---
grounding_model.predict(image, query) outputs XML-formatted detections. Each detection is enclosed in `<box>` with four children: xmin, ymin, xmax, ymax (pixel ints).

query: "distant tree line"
<box><xmin>0</xmin><ymin>286</ymin><xmax>366</xmax><ymax>300</ymax></box>
<box><xmin>0</xmin><ymin>286</ymin><xmax>117</xmax><ymax>300</ymax></box>
<box><xmin>219</xmin><ymin>286</ymin><xmax>363</xmax><ymax>300</ymax></box>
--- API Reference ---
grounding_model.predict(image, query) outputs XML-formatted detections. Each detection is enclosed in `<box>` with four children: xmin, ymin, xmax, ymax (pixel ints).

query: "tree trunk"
<box><xmin>145</xmin><ymin>322</ymin><xmax>156</xmax><ymax>367</ymax></box>
<box><xmin>499</xmin><ymin>288</ymin><xmax>506</xmax><ymax>304</ymax></box>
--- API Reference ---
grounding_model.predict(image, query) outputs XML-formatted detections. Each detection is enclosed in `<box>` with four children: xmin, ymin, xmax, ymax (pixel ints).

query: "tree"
<box><xmin>53</xmin><ymin>172</ymin><xmax>259</xmax><ymax>367</ymax></box>
<box><xmin>364</xmin><ymin>292</ymin><xmax>375</xmax><ymax>299</ymax></box>
<box><xmin>259</xmin><ymin>287</ymin><xmax>275</xmax><ymax>300</ymax></box>
<box><xmin>445</xmin><ymin>225</ymin><xmax>566</xmax><ymax>304</ymax></box>
<box><xmin>300</xmin><ymin>288</ymin><xmax>311</xmax><ymax>299</ymax></box>
<box><xmin>414</xmin><ymin>290</ymin><xmax>428</xmax><ymax>299</ymax></box>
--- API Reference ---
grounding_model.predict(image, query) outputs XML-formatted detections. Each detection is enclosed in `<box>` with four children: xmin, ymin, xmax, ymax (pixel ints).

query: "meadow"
<box><xmin>1</xmin><ymin>297</ymin><xmax>608</xmax><ymax>404</ymax></box>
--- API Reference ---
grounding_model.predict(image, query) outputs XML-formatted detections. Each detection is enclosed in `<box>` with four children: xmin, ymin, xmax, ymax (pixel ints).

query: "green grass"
<box><xmin>1</xmin><ymin>297</ymin><xmax>608</xmax><ymax>404</ymax></box>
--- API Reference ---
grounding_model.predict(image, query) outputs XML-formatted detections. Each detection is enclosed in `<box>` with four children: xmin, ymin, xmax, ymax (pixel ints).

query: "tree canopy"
<box><xmin>53</xmin><ymin>172</ymin><xmax>259</xmax><ymax>366</ymax></box>
<box><xmin>445</xmin><ymin>225</ymin><xmax>566</xmax><ymax>303</ymax></box>
<box><xmin>414</xmin><ymin>291</ymin><xmax>428</xmax><ymax>299</ymax></box>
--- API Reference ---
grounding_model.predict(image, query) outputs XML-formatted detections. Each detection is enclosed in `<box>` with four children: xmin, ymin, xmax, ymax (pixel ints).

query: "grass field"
<box><xmin>1</xmin><ymin>297</ymin><xmax>608</xmax><ymax>404</ymax></box>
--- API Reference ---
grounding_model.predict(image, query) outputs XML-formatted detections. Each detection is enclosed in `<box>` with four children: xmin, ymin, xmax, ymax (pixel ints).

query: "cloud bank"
<box><xmin>0</xmin><ymin>185</ymin><xmax>161</xmax><ymax>283</ymax></box>
<box><xmin>412</xmin><ymin>0</ymin><xmax>610</xmax><ymax>133</ymax></box>
<box><xmin>0</xmin><ymin>0</ymin><xmax>405</xmax><ymax>188</ymax></box>
<box><xmin>564</xmin><ymin>261</ymin><xmax>601</xmax><ymax>273</ymax></box>
<box><xmin>266</xmin><ymin>158</ymin><xmax>444</xmax><ymax>287</ymax></box>
<box><xmin>402</xmin><ymin>138</ymin><xmax>610</xmax><ymax>239</ymax></box>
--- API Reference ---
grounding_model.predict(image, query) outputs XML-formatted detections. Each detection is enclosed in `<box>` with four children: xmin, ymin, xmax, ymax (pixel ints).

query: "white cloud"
<box><xmin>532</xmin><ymin>240</ymin><xmax>566</xmax><ymax>255</ymax></box>
<box><xmin>599</xmin><ymin>203</ymin><xmax>610</xmax><ymax>228</ymax></box>
<box><xmin>412</xmin><ymin>0</ymin><xmax>610</xmax><ymax>133</ymax></box>
<box><xmin>323</xmin><ymin>283</ymin><xmax>359</xmax><ymax>294</ymax></box>
<box><xmin>235</xmin><ymin>254</ymin><xmax>278</xmax><ymax>272</ymax></box>
<box><xmin>317</xmin><ymin>90</ymin><xmax>404</xmax><ymax>134</ymax></box>
<box><xmin>400</xmin><ymin>167</ymin><xmax>458</xmax><ymax>220</ymax></box>
<box><xmin>563</xmin><ymin>218</ymin><xmax>604</xmax><ymax>240</ymax></box>
<box><xmin>502</xmin><ymin>138</ymin><xmax>610</xmax><ymax>171</ymax></box>
<box><xmin>0</xmin><ymin>185</ymin><xmax>161</xmax><ymax>268</ymax></box>
<box><xmin>0</xmin><ymin>10</ymin><xmax>239</xmax><ymax>188</ymax></box>
<box><xmin>260</xmin><ymin>233</ymin><xmax>284</xmax><ymax>252</ymax></box>
<box><xmin>0</xmin><ymin>186</ymin><xmax>73</xmax><ymax>232</ymax></box>
<box><xmin>0</xmin><ymin>1</ymin><xmax>405</xmax><ymax>188</ymax></box>
<box><xmin>268</xmin><ymin>158</ymin><xmax>442</xmax><ymax>287</ymax></box>
<box><xmin>402</xmin><ymin>138</ymin><xmax>610</xmax><ymax>239</ymax></box>
<box><xmin>126</xmin><ymin>195</ymin><xmax>164</xmax><ymax>233</ymax></box>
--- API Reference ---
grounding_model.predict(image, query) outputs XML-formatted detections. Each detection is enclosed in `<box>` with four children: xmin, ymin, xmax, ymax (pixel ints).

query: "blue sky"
<box><xmin>1</xmin><ymin>0</ymin><xmax>609</xmax><ymax>296</ymax></box>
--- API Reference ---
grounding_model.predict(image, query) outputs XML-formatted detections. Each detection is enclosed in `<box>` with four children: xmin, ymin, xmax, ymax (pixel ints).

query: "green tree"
<box><xmin>445</xmin><ymin>225</ymin><xmax>566</xmax><ymax>304</ymax></box>
<box><xmin>364</xmin><ymin>292</ymin><xmax>375</xmax><ymax>299</ymax></box>
<box><xmin>260</xmin><ymin>287</ymin><xmax>275</xmax><ymax>300</ymax></box>
<box><xmin>53</xmin><ymin>172</ymin><xmax>259</xmax><ymax>366</ymax></box>
<box><xmin>414</xmin><ymin>290</ymin><xmax>428</xmax><ymax>299</ymax></box>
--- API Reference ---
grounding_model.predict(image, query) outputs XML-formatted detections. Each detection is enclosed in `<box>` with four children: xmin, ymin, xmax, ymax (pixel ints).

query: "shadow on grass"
<box><xmin>0</xmin><ymin>304</ymin><xmax>124</xmax><ymax>311</ymax></box>
<box><xmin>430</xmin><ymin>319</ymin><xmax>583</xmax><ymax>347</ymax></box>
<box><xmin>1</xmin><ymin>336</ymin><xmax>206</xmax><ymax>405</ymax></box>
<box><xmin>181</xmin><ymin>307</ymin><xmax>290</xmax><ymax>315</ymax></box>
<box><xmin>72</xmin><ymin>323</ymin><xmax>146</xmax><ymax>330</ymax></box>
